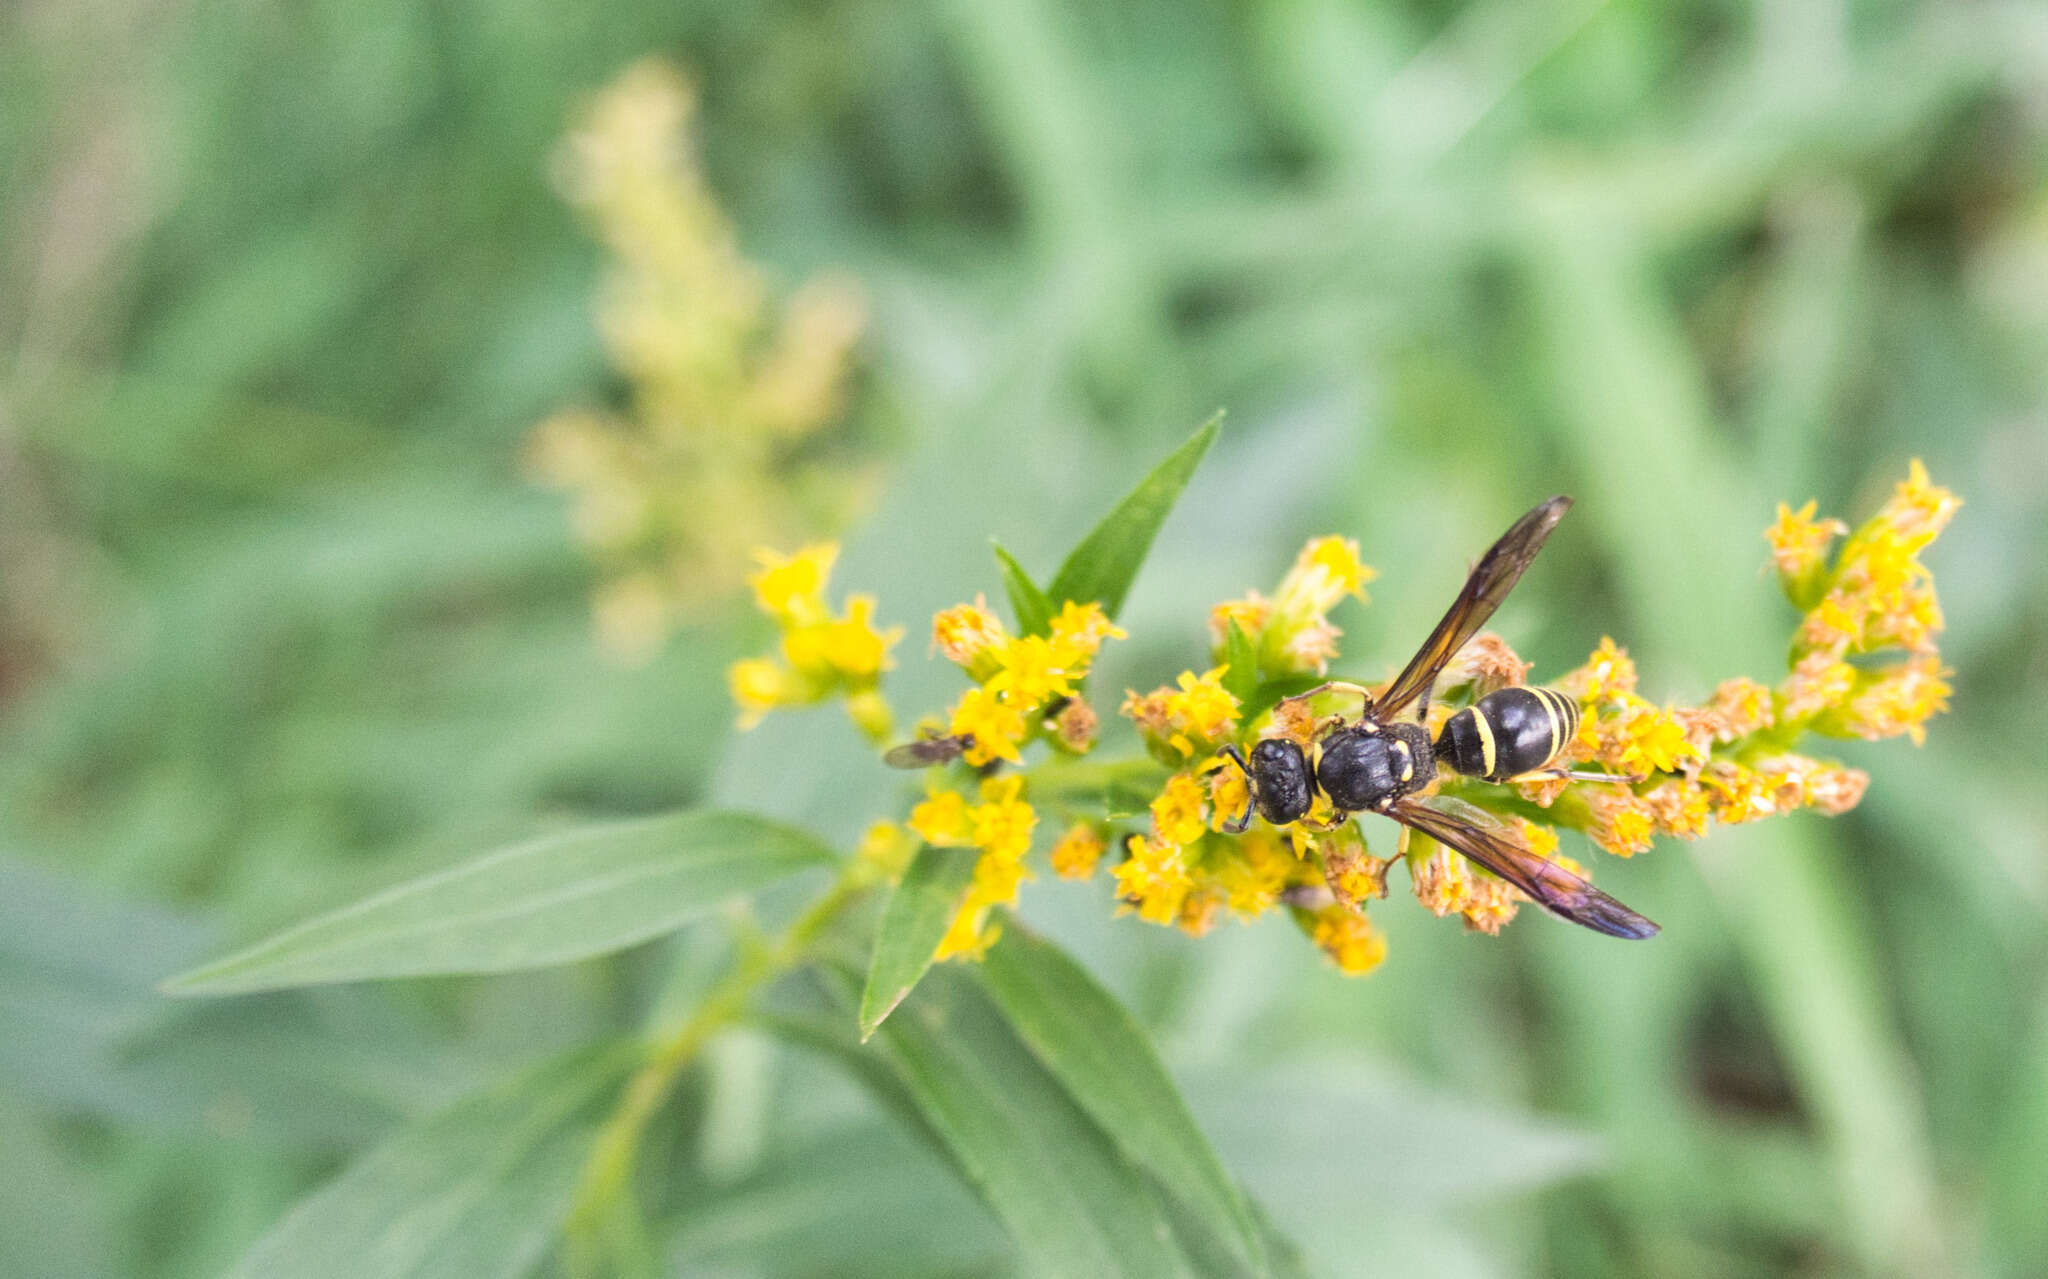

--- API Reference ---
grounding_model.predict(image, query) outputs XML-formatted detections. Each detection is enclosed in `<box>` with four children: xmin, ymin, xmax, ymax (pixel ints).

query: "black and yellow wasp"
<box><xmin>1217</xmin><ymin>497</ymin><xmax>1659</xmax><ymax>940</ymax></box>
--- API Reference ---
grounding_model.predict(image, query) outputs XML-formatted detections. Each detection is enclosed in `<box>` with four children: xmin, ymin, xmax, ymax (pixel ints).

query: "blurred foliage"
<box><xmin>4</xmin><ymin>0</ymin><xmax>2047</xmax><ymax>1275</ymax></box>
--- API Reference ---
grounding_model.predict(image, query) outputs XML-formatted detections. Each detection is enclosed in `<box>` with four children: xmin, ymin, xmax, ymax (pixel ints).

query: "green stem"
<box><xmin>563</xmin><ymin>867</ymin><xmax>870</xmax><ymax>1276</ymax></box>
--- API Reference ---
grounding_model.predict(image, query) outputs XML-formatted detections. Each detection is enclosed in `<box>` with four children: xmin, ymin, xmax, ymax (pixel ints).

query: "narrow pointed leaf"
<box><xmin>865</xmin><ymin>965</ymin><xmax>1192</xmax><ymax>1279</ymax></box>
<box><xmin>1220</xmin><ymin>619</ymin><xmax>1259</xmax><ymax>705</ymax></box>
<box><xmin>981</xmin><ymin>926</ymin><xmax>1266</xmax><ymax>1274</ymax></box>
<box><xmin>992</xmin><ymin>541</ymin><xmax>1055</xmax><ymax>636</ymax></box>
<box><xmin>225</xmin><ymin>1046</ymin><xmax>631</xmax><ymax>1279</ymax></box>
<box><xmin>858</xmin><ymin>844</ymin><xmax>980</xmax><ymax>1039</ymax></box>
<box><xmin>1046</xmin><ymin>413</ymin><xmax>1221</xmax><ymax>620</ymax></box>
<box><xmin>165</xmin><ymin>812</ymin><xmax>836</xmax><ymax>995</ymax></box>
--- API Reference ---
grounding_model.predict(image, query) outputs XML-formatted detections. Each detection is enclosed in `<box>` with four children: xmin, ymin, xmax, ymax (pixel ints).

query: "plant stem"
<box><xmin>563</xmin><ymin>865</ymin><xmax>870</xmax><ymax>1277</ymax></box>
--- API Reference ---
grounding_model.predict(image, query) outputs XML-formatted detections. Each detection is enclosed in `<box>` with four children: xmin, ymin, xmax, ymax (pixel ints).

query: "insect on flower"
<box><xmin>1214</xmin><ymin>497</ymin><xmax>1661</xmax><ymax>940</ymax></box>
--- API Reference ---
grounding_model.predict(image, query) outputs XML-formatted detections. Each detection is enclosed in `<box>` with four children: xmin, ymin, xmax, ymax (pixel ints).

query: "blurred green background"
<box><xmin>5</xmin><ymin>0</ymin><xmax>2046</xmax><ymax>1275</ymax></box>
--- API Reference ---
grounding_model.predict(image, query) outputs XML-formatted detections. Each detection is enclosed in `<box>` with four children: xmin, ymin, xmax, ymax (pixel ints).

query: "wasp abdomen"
<box><xmin>1436</xmin><ymin>686</ymin><xmax>1579</xmax><ymax>782</ymax></box>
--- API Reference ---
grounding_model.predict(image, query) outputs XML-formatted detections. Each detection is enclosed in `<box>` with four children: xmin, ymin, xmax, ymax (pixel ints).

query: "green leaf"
<box><xmin>858</xmin><ymin>844</ymin><xmax>980</xmax><ymax>1040</ymax></box>
<box><xmin>1239</xmin><ymin>674</ymin><xmax>1322</xmax><ymax>726</ymax></box>
<box><xmin>224</xmin><ymin>1046</ymin><xmax>630</xmax><ymax>1279</ymax></box>
<box><xmin>1046</xmin><ymin>412</ymin><xmax>1221</xmax><ymax>619</ymax></box>
<box><xmin>1220</xmin><ymin>619</ymin><xmax>1259</xmax><ymax>705</ymax></box>
<box><xmin>992</xmin><ymin>540</ymin><xmax>1055</xmax><ymax>636</ymax></box>
<box><xmin>165</xmin><ymin>812</ymin><xmax>837</xmax><ymax>995</ymax></box>
<box><xmin>864</xmin><ymin>965</ymin><xmax>1192</xmax><ymax>1279</ymax></box>
<box><xmin>980</xmin><ymin>926</ymin><xmax>1266</xmax><ymax>1275</ymax></box>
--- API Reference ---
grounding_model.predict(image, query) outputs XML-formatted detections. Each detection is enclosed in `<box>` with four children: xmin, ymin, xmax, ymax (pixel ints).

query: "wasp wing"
<box><xmin>1373</xmin><ymin>496</ymin><xmax>1571</xmax><ymax>721</ymax></box>
<box><xmin>882</xmin><ymin>736</ymin><xmax>970</xmax><ymax>769</ymax></box>
<box><xmin>1390</xmin><ymin>795</ymin><xmax>1658</xmax><ymax>939</ymax></box>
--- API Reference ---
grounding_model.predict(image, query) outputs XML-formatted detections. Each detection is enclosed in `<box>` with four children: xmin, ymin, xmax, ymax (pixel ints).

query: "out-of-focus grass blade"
<box><xmin>664</xmin><ymin>1121</ymin><xmax>1006</xmax><ymax>1275</ymax></box>
<box><xmin>864</xmin><ymin>965</ymin><xmax>1192</xmax><ymax>1279</ymax></box>
<box><xmin>164</xmin><ymin>813</ymin><xmax>836</xmax><ymax>995</ymax></box>
<box><xmin>1521</xmin><ymin>198</ymin><xmax>1949</xmax><ymax>1274</ymax></box>
<box><xmin>858</xmin><ymin>844</ymin><xmax>980</xmax><ymax>1040</ymax></box>
<box><xmin>223</xmin><ymin>1047</ymin><xmax>629</xmax><ymax>1279</ymax></box>
<box><xmin>0</xmin><ymin>1101</ymin><xmax>113</xmax><ymax>1279</ymax></box>
<box><xmin>981</xmin><ymin>926</ymin><xmax>1267</xmax><ymax>1274</ymax></box>
<box><xmin>1047</xmin><ymin>413</ymin><xmax>1221</xmax><ymax>620</ymax></box>
<box><xmin>992</xmin><ymin>540</ymin><xmax>1056</xmax><ymax>636</ymax></box>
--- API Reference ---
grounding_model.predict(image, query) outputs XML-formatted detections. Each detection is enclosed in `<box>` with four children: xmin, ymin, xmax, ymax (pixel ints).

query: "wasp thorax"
<box><xmin>1317</xmin><ymin>722</ymin><xmax>1435</xmax><ymax>811</ymax></box>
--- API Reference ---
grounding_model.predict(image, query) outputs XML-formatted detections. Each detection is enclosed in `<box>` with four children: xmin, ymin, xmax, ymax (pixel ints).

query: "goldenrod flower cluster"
<box><xmin>893</xmin><ymin>600</ymin><xmax>1126</xmax><ymax>957</ymax></box>
<box><xmin>726</xmin><ymin>544</ymin><xmax>901</xmax><ymax>742</ymax></box>
<box><xmin>1504</xmin><ymin>462</ymin><xmax>1957</xmax><ymax>857</ymax></box>
<box><xmin>930</xmin><ymin>598</ymin><xmax>1126</xmax><ymax>766</ymax></box>
<box><xmin>526</xmin><ymin>58</ymin><xmax>867</xmax><ymax>662</ymax></box>
<box><xmin>725</xmin><ymin>464</ymin><xmax>1954</xmax><ymax>979</ymax></box>
<box><xmin>1209</xmin><ymin>535</ymin><xmax>1376</xmax><ymax>676</ymax></box>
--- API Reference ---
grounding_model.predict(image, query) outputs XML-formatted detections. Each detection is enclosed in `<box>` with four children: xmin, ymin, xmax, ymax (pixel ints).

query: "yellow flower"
<box><xmin>1615</xmin><ymin>707</ymin><xmax>1701</xmax><ymax>777</ymax></box>
<box><xmin>1572</xmin><ymin>636</ymin><xmax>1639</xmax><ymax>702</ymax></box>
<box><xmin>1461</xmin><ymin>875</ymin><xmax>1522</xmax><ymax>935</ymax></box>
<box><xmin>908</xmin><ymin>790</ymin><xmax>973</xmax><ymax>846</ymax></box>
<box><xmin>1047</xmin><ymin>600</ymin><xmax>1126</xmax><ymax>662</ymax></box>
<box><xmin>1050</xmin><ymin>824</ymin><xmax>1106</xmax><ymax>879</ymax></box>
<box><xmin>1700</xmin><ymin>762</ymin><xmax>1775</xmax><ymax>825</ymax></box>
<box><xmin>1875</xmin><ymin>459</ymin><xmax>1961</xmax><ymax>547</ymax></box>
<box><xmin>728</xmin><ymin>657</ymin><xmax>804</xmax><ymax>729</ymax></box>
<box><xmin>1779</xmin><ymin>651</ymin><xmax>1858</xmax><ymax>721</ymax></box>
<box><xmin>1832</xmin><ymin>656</ymin><xmax>1952</xmax><ymax>745</ymax></box>
<box><xmin>1766</xmin><ymin>499</ymin><xmax>1848</xmax><ymax>602</ymax></box>
<box><xmin>728</xmin><ymin>542</ymin><xmax>900</xmax><ymax>740</ymax></box>
<box><xmin>1277</xmin><ymin>536</ymin><xmax>1374</xmax><ymax>615</ymax></box>
<box><xmin>1643</xmin><ymin>781</ymin><xmax>1713</xmax><ymax>840</ymax></box>
<box><xmin>1149</xmin><ymin>772</ymin><xmax>1210</xmax><ymax>846</ymax></box>
<box><xmin>1517</xmin><ymin>819</ymin><xmax>1561</xmax><ymax>860</ymax></box>
<box><xmin>949</xmin><ymin>686</ymin><xmax>1029</xmax><ymax>766</ymax></box>
<box><xmin>1213</xmin><ymin>830</ymin><xmax>1301</xmax><ymax>917</ymax></box>
<box><xmin>1165</xmin><ymin>668</ymin><xmax>1243</xmax><ymax>757</ymax></box>
<box><xmin>1306</xmin><ymin>906</ymin><xmax>1388</xmax><ymax>976</ymax></box>
<box><xmin>824</xmin><ymin>597</ymin><xmax>900</xmax><ymax>676</ymax></box>
<box><xmin>1806</xmin><ymin>764</ymin><xmax>1870</xmax><ymax>815</ymax></box>
<box><xmin>1708</xmin><ymin>677</ymin><xmax>1775</xmax><ymax>738</ymax></box>
<box><xmin>1177</xmin><ymin>888</ymin><xmax>1226</xmax><ymax>938</ymax></box>
<box><xmin>1206</xmin><ymin>762</ymin><xmax>1251</xmax><ymax>832</ymax></box>
<box><xmin>1409</xmin><ymin>836</ymin><xmax>1473</xmax><ymax>916</ymax></box>
<box><xmin>920</xmin><ymin>777</ymin><xmax>1039</xmax><ymax>965</ymax></box>
<box><xmin>987</xmin><ymin>634</ymin><xmax>1077</xmax><ymax>706</ymax></box>
<box><xmin>1207</xmin><ymin>594</ymin><xmax>1271</xmax><ymax>653</ymax></box>
<box><xmin>1796</xmin><ymin>590</ymin><xmax>1866</xmax><ymax>657</ymax></box>
<box><xmin>1114</xmin><ymin>834</ymin><xmax>1193</xmax><ymax>925</ymax></box>
<box><xmin>1123</xmin><ymin>668</ymin><xmax>1242</xmax><ymax>759</ymax></box>
<box><xmin>935</xmin><ymin>904</ymin><xmax>1002</xmax><ymax>962</ymax></box>
<box><xmin>1320</xmin><ymin>824</ymin><xmax>1389</xmax><ymax>909</ymax></box>
<box><xmin>749</xmin><ymin>544</ymin><xmax>837</xmax><ymax>627</ymax></box>
<box><xmin>1587</xmin><ymin>792</ymin><xmax>1656</xmax><ymax>857</ymax></box>
<box><xmin>932</xmin><ymin>596</ymin><xmax>1007</xmax><ymax>671</ymax></box>
<box><xmin>972</xmin><ymin>851</ymin><xmax>1032</xmax><ymax>908</ymax></box>
<box><xmin>969</xmin><ymin>775</ymin><xmax>1037</xmax><ymax>862</ymax></box>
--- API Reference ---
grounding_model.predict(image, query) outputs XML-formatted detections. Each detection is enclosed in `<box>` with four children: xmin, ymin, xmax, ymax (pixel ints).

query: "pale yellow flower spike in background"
<box><xmin>724</xmin><ymin>462</ymin><xmax>1956</xmax><ymax>978</ymax></box>
<box><xmin>527</xmin><ymin>59</ymin><xmax>868</xmax><ymax>662</ymax></box>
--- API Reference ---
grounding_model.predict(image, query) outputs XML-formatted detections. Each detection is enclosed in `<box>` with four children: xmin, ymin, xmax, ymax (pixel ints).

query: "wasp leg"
<box><xmin>1275</xmin><ymin>680</ymin><xmax>1375</xmax><ymax>718</ymax></box>
<box><xmin>1413</xmin><ymin>677</ymin><xmax>1436</xmax><ymax>726</ymax></box>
